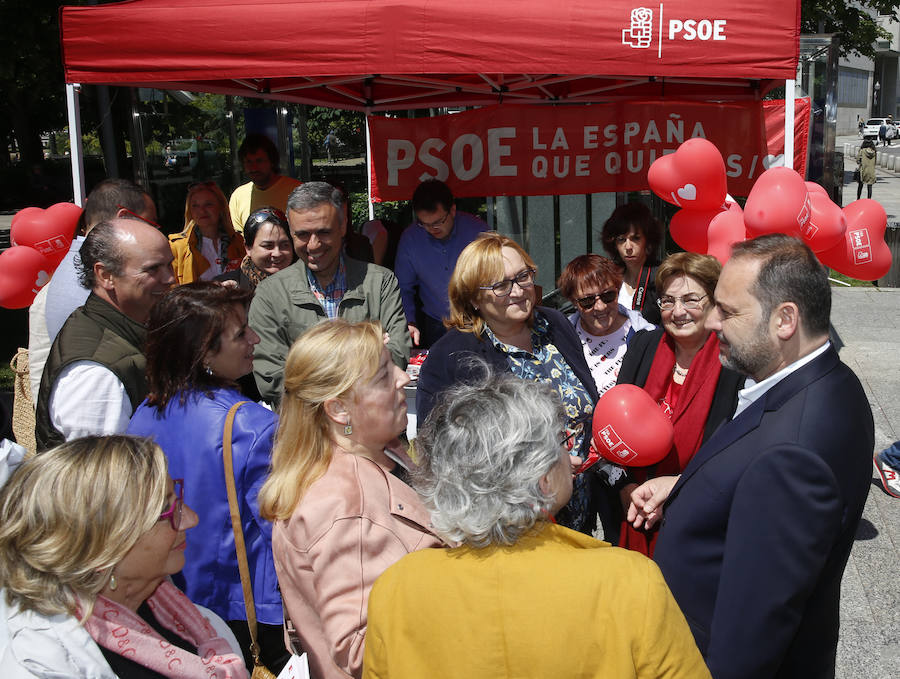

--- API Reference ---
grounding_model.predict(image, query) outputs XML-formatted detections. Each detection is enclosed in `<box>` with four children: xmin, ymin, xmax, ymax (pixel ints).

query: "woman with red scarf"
<box><xmin>614</xmin><ymin>253</ymin><xmax>744</xmax><ymax>556</ymax></box>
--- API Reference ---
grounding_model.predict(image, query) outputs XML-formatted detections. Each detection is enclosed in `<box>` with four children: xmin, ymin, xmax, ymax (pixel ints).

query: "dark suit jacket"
<box><xmin>654</xmin><ymin>346</ymin><xmax>873</xmax><ymax>679</ymax></box>
<box><xmin>415</xmin><ymin>306</ymin><xmax>599</xmax><ymax>425</ymax></box>
<box><xmin>617</xmin><ymin>327</ymin><xmax>744</xmax><ymax>444</ymax></box>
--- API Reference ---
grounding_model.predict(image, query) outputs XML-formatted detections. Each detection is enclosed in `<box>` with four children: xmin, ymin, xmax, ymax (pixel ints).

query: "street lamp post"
<box><xmin>874</xmin><ymin>80</ymin><xmax>881</xmax><ymax>115</ymax></box>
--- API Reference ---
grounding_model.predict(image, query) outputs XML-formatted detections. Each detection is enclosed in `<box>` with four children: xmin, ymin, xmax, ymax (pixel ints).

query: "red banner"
<box><xmin>369</xmin><ymin>100</ymin><xmax>809</xmax><ymax>201</ymax></box>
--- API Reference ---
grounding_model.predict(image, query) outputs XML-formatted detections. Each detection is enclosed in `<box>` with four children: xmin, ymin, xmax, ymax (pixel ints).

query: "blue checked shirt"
<box><xmin>307</xmin><ymin>256</ymin><xmax>348</xmax><ymax>319</ymax></box>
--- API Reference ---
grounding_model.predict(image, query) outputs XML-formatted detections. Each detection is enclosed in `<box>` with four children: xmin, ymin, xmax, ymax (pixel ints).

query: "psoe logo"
<box><xmin>622</xmin><ymin>8</ymin><xmax>654</xmax><ymax>49</ymax></box>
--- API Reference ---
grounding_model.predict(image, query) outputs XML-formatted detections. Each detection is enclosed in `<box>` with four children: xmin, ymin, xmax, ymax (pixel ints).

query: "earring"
<box><xmin>109</xmin><ymin>572</ymin><xmax>118</xmax><ymax>591</ymax></box>
<box><xmin>343</xmin><ymin>418</ymin><xmax>353</xmax><ymax>436</ymax></box>
<box><xmin>204</xmin><ymin>364</ymin><xmax>214</xmax><ymax>376</ymax></box>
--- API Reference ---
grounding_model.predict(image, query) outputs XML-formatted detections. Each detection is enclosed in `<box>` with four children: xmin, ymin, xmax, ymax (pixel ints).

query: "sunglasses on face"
<box><xmin>575</xmin><ymin>290</ymin><xmax>618</xmax><ymax>310</ymax></box>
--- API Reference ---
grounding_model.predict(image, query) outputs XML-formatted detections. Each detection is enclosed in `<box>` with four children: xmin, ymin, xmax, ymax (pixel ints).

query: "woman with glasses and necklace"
<box><xmin>558</xmin><ymin>254</ymin><xmax>656</xmax><ymax>397</ymax></box>
<box><xmin>127</xmin><ymin>282</ymin><xmax>289</xmax><ymax>673</ymax></box>
<box><xmin>615</xmin><ymin>252</ymin><xmax>743</xmax><ymax>556</ymax></box>
<box><xmin>416</xmin><ymin>233</ymin><xmax>607</xmax><ymax>537</ymax></box>
<box><xmin>170</xmin><ymin>182</ymin><xmax>246</xmax><ymax>284</ymax></box>
<box><xmin>0</xmin><ymin>435</ymin><xmax>249</xmax><ymax>678</ymax></box>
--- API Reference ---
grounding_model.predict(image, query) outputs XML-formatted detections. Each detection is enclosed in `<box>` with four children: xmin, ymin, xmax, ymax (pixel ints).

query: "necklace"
<box><xmin>672</xmin><ymin>364</ymin><xmax>689</xmax><ymax>377</ymax></box>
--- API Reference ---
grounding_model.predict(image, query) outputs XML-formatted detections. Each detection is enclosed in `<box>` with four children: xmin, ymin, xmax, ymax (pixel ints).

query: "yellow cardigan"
<box><xmin>364</xmin><ymin>522</ymin><xmax>711</xmax><ymax>679</ymax></box>
<box><xmin>168</xmin><ymin>222</ymin><xmax>246</xmax><ymax>285</ymax></box>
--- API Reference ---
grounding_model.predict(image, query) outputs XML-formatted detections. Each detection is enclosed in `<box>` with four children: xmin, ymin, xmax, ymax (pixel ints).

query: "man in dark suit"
<box><xmin>627</xmin><ymin>235</ymin><xmax>873</xmax><ymax>679</ymax></box>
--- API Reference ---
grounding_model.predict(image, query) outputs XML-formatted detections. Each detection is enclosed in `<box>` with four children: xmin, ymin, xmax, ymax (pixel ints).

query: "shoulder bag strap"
<box><xmin>222</xmin><ymin>401</ymin><xmax>264</xmax><ymax>661</ymax></box>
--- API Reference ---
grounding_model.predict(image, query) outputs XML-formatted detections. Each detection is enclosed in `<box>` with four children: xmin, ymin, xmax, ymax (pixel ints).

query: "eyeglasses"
<box><xmin>417</xmin><ymin>212</ymin><xmax>451</xmax><ymax>230</ymax></box>
<box><xmin>158</xmin><ymin>478</ymin><xmax>185</xmax><ymax>530</ymax></box>
<box><xmin>479</xmin><ymin>268</ymin><xmax>536</xmax><ymax>297</ymax></box>
<box><xmin>559</xmin><ymin>420</ymin><xmax>586</xmax><ymax>452</ymax></box>
<box><xmin>116</xmin><ymin>204</ymin><xmax>164</xmax><ymax>231</ymax></box>
<box><xmin>575</xmin><ymin>290</ymin><xmax>618</xmax><ymax>310</ymax></box>
<box><xmin>657</xmin><ymin>294</ymin><xmax>708</xmax><ymax>311</ymax></box>
<box><xmin>245</xmin><ymin>207</ymin><xmax>289</xmax><ymax>230</ymax></box>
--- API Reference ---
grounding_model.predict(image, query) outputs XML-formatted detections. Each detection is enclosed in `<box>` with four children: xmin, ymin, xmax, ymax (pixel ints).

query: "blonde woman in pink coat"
<box><xmin>258</xmin><ymin>319</ymin><xmax>441</xmax><ymax>679</ymax></box>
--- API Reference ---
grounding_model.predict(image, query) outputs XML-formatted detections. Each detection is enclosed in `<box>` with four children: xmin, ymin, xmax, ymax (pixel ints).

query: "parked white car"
<box><xmin>863</xmin><ymin>118</ymin><xmax>897</xmax><ymax>140</ymax></box>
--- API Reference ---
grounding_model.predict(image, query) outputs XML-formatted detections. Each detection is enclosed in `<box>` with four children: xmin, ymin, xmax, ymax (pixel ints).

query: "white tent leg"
<box><xmin>66</xmin><ymin>83</ymin><xmax>87</xmax><ymax>206</ymax></box>
<box><xmin>365</xmin><ymin>113</ymin><xmax>375</xmax><ymax>221</ymax></box>
<box><xmin>784</xmin><ymin>79</ymin><xmax>795</xmax><ymax>171</ymax></box>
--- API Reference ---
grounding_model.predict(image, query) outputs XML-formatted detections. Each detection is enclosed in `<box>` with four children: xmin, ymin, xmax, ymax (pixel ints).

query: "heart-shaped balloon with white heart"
<box><xmin>647</xmin><ymin>138</ymin><xmax>728</xmax><ymax>211</ymax></box>
<box><xmin>0</xmin><ymin>245</ymin><xmax>53</xmax><ymax>309</ymax></box>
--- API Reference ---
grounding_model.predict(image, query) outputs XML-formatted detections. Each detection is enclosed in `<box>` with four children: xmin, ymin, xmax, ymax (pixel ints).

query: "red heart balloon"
<box><xmin>591</xmin><ymin>384</ymin><xmax>674</xmax><ymax>467</ymax></box>
<box><xmin>706</xmin><ymin>210</ymin><xmax>747</xmax><ymax>264</ymax></box>
<box><xmin>804</xmin><ymin>181</ymin><xmax>829</xmax><ymax>199</ymax></box>
<box><xmin>743</xmin><ymin>167</ymin><xmax>810</xmax><ymax>238</ymax></box>
<box><xmin>817</xmin><ymin>199</ymin><xmax>891</xmax><ymax>281</ymax></box>
<box><xmin>0</xmin><ymin>246</ymin><xmax>53</xmax><ymax>309</ymax></box>
<box><xmin>801</xmin><ymin>190</ymin><xmax>846</xmax><ymax>253</ymax></box>
<box><xmin>669</xmin><ymin>208</ymin><xmax>718</xmax><ymax>254</ymax></box>
<box><xmin>648</xmin><ymin>138</ymin><xmax>728</xmax><ymax>211</ymax></box>
<box><xmin>10</xmin><ymin>203</ymin><xmax>81</xmax><ymax>268</ymax></box>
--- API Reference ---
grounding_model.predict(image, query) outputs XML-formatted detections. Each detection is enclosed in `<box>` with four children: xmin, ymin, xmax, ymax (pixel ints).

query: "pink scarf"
<box><xmin>85</xmin><ymin>580</ymin><xmax>248</xmax><ymax>679</ymax></box>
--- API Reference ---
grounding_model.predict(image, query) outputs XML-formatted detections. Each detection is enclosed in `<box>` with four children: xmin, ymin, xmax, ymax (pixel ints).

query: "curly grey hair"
<box><xmin>412</xmin><ymin>371</ymin><xmax>566</xmax><ymax>547</ymax></box>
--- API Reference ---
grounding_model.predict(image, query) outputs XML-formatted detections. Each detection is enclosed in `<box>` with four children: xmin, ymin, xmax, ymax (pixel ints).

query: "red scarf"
<box><xmin>639</xmin><ymin>331</ymin><xmax>722</xmax><ymax>476</ymax></box>
<box><xmin>619</xmin><ymin>332</ymin><xmax>722</xmax><ymax>557</ymax></box>
<box><xmin>85</xmin><ymin>580</ymin><xmax>248</xmax><ymax>679</ymax></box>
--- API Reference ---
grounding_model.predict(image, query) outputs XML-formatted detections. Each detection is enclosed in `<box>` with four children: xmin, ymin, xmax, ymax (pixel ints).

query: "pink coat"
<box><xmin>272</xmin><ymin>451</ymin><xmax>441</xmax><ymax>679</ymax></box>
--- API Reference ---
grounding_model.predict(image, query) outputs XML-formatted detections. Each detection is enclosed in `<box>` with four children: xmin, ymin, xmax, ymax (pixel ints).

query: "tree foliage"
<box><xmin>801</xmin><ymin>0</ymin><xmax>900</xmax><ymax>58</ymax></box>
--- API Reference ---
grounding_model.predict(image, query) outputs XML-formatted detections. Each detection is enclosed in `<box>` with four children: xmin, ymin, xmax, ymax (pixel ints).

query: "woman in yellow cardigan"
<box><xmin>170</xmin><ymin>182</ymin><xmax>246</xmax><ymax>284</ymax></box>
<box><xmin>364</xmin><ymin>371</ymin><xmax>711</xmax><ymax>679</ymax></box>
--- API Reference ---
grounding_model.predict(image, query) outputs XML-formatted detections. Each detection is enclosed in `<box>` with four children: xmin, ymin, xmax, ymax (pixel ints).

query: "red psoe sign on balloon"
<box><xmin>592</xmin><ymin>384</ymin><xmax>674</xmax><ymax>467</ymax></box>
<box><xmin>10</xmin><ymin>202</ymin><xmax>81</xmax><ymax>268</ymax></box>
<box><xmin>817</xmin><ymin>199</ymin><xmax>891</xmax><ymax>281</ymax></box>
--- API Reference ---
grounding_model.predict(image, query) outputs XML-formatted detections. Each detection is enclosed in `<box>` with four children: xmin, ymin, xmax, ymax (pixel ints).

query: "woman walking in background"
<box><xmin>857</xmin><ymin>140</ymin><xmax>877</xmax><ymax>200</ymax></box>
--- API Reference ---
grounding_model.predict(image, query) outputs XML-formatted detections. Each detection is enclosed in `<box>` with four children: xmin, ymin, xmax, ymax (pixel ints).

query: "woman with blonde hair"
<box><xmin>259</xmin><ymin>319</ymin><xmax>440</xmax><ymax>679</ymax></box>
<box><xmin>170</xmin><ymin>181</ymin><xmax>246</xmax><ymax>284</ymax></box>
<box><xmin>416</xmin><ymin>232</ymin><xmax>608</xmax><ymax>537</ymax></box>
<box><xmin>0</xmin><ymin>435</ymin><xmax>247</xmax><ymax>678</ymax></box>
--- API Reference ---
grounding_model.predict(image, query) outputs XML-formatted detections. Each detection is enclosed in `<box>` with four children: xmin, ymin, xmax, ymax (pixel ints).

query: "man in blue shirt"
<box><xmin>395</xmin><ymin>180</ymin><xmax>487</xmax><ymax>348</ymax></box>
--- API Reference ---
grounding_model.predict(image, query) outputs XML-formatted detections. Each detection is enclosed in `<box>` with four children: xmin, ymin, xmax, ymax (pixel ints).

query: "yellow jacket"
<box><xmin>364</xmin><ymin>522</ymin><xmax>710</xmax><ymax>679</ymax></box>
<box><xmin>168</xmin><ymin>222</ymin><xmax>246</xmax><ymax>285</ymax></box>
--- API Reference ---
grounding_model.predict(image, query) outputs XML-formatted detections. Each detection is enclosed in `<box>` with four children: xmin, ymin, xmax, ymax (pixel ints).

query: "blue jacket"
<box><xmin>127</xmin><ymin>388</ymin><xmax>281</xmax><ymax>624</ymax></box>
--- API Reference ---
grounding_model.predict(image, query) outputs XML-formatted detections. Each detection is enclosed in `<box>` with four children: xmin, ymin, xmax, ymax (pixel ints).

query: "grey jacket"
<box><xmin>249</xmin><ymin>255</ymin><xmax>410</xmax><ymax>404</ymax></box>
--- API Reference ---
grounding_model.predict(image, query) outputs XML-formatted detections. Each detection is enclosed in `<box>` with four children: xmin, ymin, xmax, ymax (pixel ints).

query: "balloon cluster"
<box><xmin>648</xmin><ymin>138</ymin><xmax>892</xmax><ymax>280</ymax></box>
<box><xmin>0</xmin><ymin>203</ymin><xmax>82</xmax><ymax>309</ymax></box>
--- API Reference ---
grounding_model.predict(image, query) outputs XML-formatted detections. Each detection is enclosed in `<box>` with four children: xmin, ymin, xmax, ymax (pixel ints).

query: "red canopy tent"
<box><xmin>59</xmin><ymin>0</ymin><xmax>801</xmax><ymax>201</ymax></box>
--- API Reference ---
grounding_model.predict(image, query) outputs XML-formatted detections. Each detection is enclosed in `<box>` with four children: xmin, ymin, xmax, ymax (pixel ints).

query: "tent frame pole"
<box><xmin>365</xmin><ymin>111</ymin><xmax>375</xmax><ymax>221</ymax></box>
<box><xmin>66</xmin><ymin>83</ymin><xmax>87</xmax><ymax>206</ymax></box>
<box><xmin>784</xmin><ymin>79</ymin><xmax>795</xmax><ymax>171</ymax></box>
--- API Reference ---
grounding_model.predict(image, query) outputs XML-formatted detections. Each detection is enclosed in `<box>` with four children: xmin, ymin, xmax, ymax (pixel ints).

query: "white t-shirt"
<box><xmin>48</xmin><ymin>361</ymin><xmax>133</xmax><ymax>440</ymax></box>
<box><xmin>575</xmin><ymin>316</ymin><xmax>633</xmax><ymax>396</ymax></box>
<box><xmin>199</xmin><ymin>236</ymin><xmax>224</xmax><ymax>280</ymax></box>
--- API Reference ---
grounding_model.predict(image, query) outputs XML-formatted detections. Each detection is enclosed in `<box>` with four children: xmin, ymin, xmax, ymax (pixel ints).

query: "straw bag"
<box><xmin>223</xmin><ymin>401</ymin><xmax>277</xmax><ymax>679</ymax></box>
<box><xmin>9</xmin><ymin>348</ymin><xmax>36</xmax><ymax>457</ymax></box>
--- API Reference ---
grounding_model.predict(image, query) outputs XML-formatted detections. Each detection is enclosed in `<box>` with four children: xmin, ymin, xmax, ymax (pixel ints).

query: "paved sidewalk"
<box><xmin>832</xmin><ymin>286</ymin><xmax>900</xmax><ymax>679</ymax></box>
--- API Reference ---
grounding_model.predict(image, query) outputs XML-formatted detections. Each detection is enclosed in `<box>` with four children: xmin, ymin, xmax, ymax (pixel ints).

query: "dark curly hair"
<box><xmin>600</xmin><ymin>202</ymin><xmax>664</xmax><ymax>268</ymax></box>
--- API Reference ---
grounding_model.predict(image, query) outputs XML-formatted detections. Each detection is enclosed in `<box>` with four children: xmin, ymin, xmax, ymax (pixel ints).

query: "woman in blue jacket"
<box><xmin>128</xmin><ymin>281</ymin><xmax>287</xmax><ymax>673</ymax></box>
